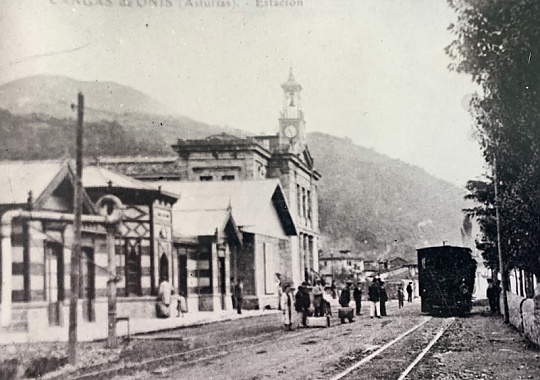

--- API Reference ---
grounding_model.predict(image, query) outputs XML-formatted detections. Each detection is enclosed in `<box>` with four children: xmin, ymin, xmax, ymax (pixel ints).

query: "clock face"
<box><xmin>284</xmin><ymin>125</ymin><xmax>298</xmax><ymax>138</ymax></box>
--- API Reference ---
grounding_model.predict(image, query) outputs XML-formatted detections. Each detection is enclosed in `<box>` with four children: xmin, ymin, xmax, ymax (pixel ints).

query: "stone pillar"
<box><xmin>225</xmin><ymin>245</ymin><xmax>233</xmax><ymax>310</ymax></box>
<box><xmin>311</xmin><ymin>236</ymin><xmax>319</xmax><ymax>273</ymax></box>
<box><xmin>211</xmin><ymin>242</ymin><xmax>219</xmax><ymax>311</ymax></box>
<box><xmin>298</xmin><ymin>233</ymin><xmax>305</xmax><ymax>283</ymax></box>
<box><xmin>1</xmin><ymin>219</ymin><xmax>13</xmax><ymax>326</ymax></box>
<box><xmin>304</xmin><ymin>234</ymin><xmax>310</xmax><ymax>282</ymax></box>
<box><xmin>290</xmin><ymin>235</ymin><xmax>301</xmax><ymax>287</ymax></box>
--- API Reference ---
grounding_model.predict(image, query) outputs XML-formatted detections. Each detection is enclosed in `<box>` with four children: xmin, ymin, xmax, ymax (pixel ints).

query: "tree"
<box><xmin>447</xmin><ymin>0</ymin><xmax>540</xmax><ymax>281</ymax></box>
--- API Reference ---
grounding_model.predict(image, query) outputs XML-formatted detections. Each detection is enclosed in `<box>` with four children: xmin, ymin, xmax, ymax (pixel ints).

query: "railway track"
<box><xmin>329</xmin><ymin>316</ymin><xmax>454</xmax><ymax>380</ymax></box>
<box><xmin>60</xmin><ymin>306</ymin><xmax>451</xmax><ymax>380</ymax></box>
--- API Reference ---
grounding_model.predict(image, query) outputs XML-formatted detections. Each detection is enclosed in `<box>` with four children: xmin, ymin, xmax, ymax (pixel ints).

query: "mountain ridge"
<box><xmin>0</xmin><ymin>75</ymin><xmax>468</xmax><ymax>261</ymax></box>
<box><xmin>0</xmin><ymin>74</ymin><xmax>173</xmax><ymax>117</ymax></box>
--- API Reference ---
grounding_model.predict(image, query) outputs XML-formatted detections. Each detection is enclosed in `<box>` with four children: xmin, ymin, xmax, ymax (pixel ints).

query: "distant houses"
<box><xmin>319</xmin><ymin>250</ymin><xmax>418</xmax><ymax>285</ymax></box>
<box><xmin>319</xmin><ymin>252</ymin><xmax>365</xmax><ymax>281</ymax></box>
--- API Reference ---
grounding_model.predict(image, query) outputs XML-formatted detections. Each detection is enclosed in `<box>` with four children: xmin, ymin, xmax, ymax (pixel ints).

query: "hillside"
<box><xmin>307</xmin><ymin>133</ymin><xmax>467</xmax><ymax>260</ymax></box>
<box><xmin>0</xmin><ymin>74</ymin><xmax>172</xmax><ymax>117</ymax></box>
<box><xmin>0</xmin><ymin>75</ymin><xmax>245</xmax><ymax>143</ymax></box>
<box><xmin>0</xmin><ymin>75</ymin><xmax>469</xmax><ymax>261</ymax></box>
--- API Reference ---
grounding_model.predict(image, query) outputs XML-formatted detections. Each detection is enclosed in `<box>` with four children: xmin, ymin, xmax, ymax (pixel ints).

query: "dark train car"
<box><xmin>417</xmin><ymin>245</ymin><xmax>477</xmax><ymax>316</ymax></box>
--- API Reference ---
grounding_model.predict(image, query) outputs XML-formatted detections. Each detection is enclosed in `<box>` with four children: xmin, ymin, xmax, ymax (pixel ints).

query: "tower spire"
<box><xmin>279</xmin><ymin>68</ymin><xmax>306</xmax><ymax>151</ymax></box>
<box><xmin>281</xmin><ymin>67</ymin><xmax>302</xmax><ymax>93</ymax></box>
<box><xmin>288</xmin><ymin>66</ymin><xmax>295</xmax><ymax>82</ymax></box>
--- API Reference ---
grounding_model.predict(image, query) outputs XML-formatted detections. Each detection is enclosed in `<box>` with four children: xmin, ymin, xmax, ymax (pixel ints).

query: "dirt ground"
<box><xmin>409</xmin><ymin>308</ymin><xmax>540</xmax><ymax>380</ymax></box>
<box><xmin>109</xmin><ymin>301</ymin><xmax>429</xmax><ymax>380</ymax></box>
<box><xmin>4</xmin><ymin>302</ymin><xmax>540</xmax><ymax>380</ymax></box>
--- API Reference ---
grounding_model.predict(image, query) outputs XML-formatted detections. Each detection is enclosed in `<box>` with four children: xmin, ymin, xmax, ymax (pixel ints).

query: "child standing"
<box><xmin>397</xmin><ymin>284</ymin><xmax>405</xmax><ymax>309</ymax></box>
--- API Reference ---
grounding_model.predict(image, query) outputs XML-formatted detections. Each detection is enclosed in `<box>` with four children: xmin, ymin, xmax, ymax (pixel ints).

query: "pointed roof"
<box><xmin>151</xmin><ymin>179</ymin><xmax>297</xmax><ymax>237</ymax></box>
<box><xmin>281</xmin><ymin>67</ymin><xmax>302</xmax><ymax>92</ymax></box>
<box><xmin>0</xmin><ymin>160</ymin><xmax>96</xmax><ymax>213</ymax></box>
<box><xmin>0</xmin><ymin>161</ymin><xmax>66</xmax><ymax>205</ymax></box>
<box><xmin>174</xmin><ymin>207</ymin><xmax>242</xmax><ymax>246</ymax></box>
<box><xmin>83</xmin><ymin>166</ymin><xmax>178</xmax><ymax>204</ymax></box>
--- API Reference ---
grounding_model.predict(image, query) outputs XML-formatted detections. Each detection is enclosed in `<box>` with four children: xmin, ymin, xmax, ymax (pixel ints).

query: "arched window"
<box><xmin>159</xmin><ymin>253</ymin><xmax>169</xmax><ymax>281</ymax></box>
<box><xmin>125</xmin><ymin>239</ymin><xmax>142</xmax><ymax>296</ymax></box>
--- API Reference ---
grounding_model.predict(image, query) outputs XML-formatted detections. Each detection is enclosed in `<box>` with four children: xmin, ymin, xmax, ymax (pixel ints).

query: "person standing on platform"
<box><xmin>406</xmin><ymin>282</ymin><xmax>413</xmax><ymax>302</ymax></box>
<box><xmin>368</xmin><ymin>277</ymin><xmax>381</xmax><ymax>318</ymax></box>
<box><xmin>234</xmin><ymin>278</ymin><xmax>244</xmax><ymax>314</ymax></box>
<box><xmin>486</xmin><ymin>278</ymin><xmax>497</xmax><ymax>314</ymax></box>
<box><xmin>177</xmin><ymin>291</ymin><xmax>187</xmax><ymax>317</ymax></box>
<box><xmin>397</xmin><ymin>284</ymin><xmax>405</xmax><ymax>309</ymax></box>
<box><xmin>313</xmin><ymin>279</ymin><xmax>324</xmax><ymax>317</ymax></box>
<box><xmin>295</xmin><ymin>284</ymin><xmax>311</xmax><ymax>327</ymax></box>
<box><xmin>230</xmin><ymin>277</ymin><xmax>236</xmax><ymax>310</ymax></box>
<box><xmin>379</xmin><ymin>280</ymin><xmax>388</xmax><ymax>317</ymax></box>
<box><xmin>353</xmin><ymin>282</ymin><xmax>363</xmax><ymax>316</ymax></box>
<box><xmin>494</xmin><ymin>279</ymin><xmax>501</xmax><ymax>313</ymax></box>
<box><xmin>276</xmin><ymin>273</ymin><xmax>283</xmax><ymax>311</ymax></box>
<box><xmin>459</xmin><ymin>278</ymin><xmax>471</xmax><ymax>314</ymax></box>
<box><xmin>339</xmin><ymin>281</ymin><xmax>352</xmax><ymax>307</ymax></box>
<box><xmin>156</xmin><ymin>277</ymin><xmax>173</xmax><ymax>318</ymax></box>
<box><xmin>281</xmin><ymin>283</ymin><xmax>295</xmax><ymax>331</ymax></box>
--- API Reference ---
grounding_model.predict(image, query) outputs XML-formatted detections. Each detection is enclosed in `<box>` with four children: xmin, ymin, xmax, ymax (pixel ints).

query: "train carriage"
<box><xmin>417</xmin><ymin>245</ymin><xmax>477</xmax><ymax>316</ymax></box>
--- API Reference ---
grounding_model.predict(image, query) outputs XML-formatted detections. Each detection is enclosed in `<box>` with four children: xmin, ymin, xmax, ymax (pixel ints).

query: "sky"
<box><xmin>0</xmin><ymin>0</ymin><xmax>487</xmax><ymax>187</ymax></box>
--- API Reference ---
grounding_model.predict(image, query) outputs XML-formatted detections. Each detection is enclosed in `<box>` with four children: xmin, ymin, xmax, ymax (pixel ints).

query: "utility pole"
<box><xmin>106</xmin><ymin>224</ymin><xmax>118</xmax><ymax>348</ymax></box>
<box><xmin>69</xmin><ymin>92</ymin><xmax>84</xmax><ymax>364</ymax></box>
<box><xmin>494</xmin><ymin>156</ymin><xmax>509</xmax><ymax>323</ymax></box>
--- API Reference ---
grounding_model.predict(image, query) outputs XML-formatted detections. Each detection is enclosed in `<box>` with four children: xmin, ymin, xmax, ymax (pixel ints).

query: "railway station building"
<box><xmin>82</xmin><ymin>166</ymin><xmax>179</xmax><ymax>318</ymax></box>
<box><xmin>96</xmin><ymin>69</ymin><xmax>322</xmax><ymax>289</ymax></box>
<box><xmin>0</xmin><ymin>161</ymin><xmax>110</xmax><ymax>333</ymax></box>
<box><xmin>0</xmin><ymin>161</ymin><xmax>186</xmax><ymax>334</ymax></box>
<box><xmin>154</xmin><ymin>179</ymin><xmax>297</xmax><ymax>311</ymax></box>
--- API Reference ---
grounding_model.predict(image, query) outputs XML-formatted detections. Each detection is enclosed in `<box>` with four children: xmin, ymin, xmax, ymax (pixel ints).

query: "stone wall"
<box><xmin>503</xmin><ymin>291</ymin><xmax>540</xmax><ymax>347</ymax></box>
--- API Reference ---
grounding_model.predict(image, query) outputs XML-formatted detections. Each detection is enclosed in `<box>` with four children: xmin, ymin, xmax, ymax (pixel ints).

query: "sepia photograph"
<box><xmin>1</xmin><ymin>0</ymin><xmax>540</xmax><ymax>379</ymax></box>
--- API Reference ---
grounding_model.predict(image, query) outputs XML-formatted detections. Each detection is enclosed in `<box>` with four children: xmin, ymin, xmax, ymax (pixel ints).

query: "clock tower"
<box><xmin>279</xmin><ymin>68</ymin><xmax>306</xmax><ymax>152</ymax></box>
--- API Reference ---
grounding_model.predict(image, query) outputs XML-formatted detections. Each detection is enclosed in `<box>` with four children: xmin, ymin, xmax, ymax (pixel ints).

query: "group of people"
<box><xmin>338</xmin><ymin>281</ymin><xmax>363</xmax><ymax>317</ymax></box>
<box><xmin>156</xmin><ymin>277</ymin><xmax>188</xmax><ymax>318</ymax></box>
<box><xmin>397</xmin><ymin>281</ymin><xmax>414</xmax><ymax>308</ymax></box>
<box><xmin>366</xmin><ymin>277</ymin><xmax>388</xmax><ymax>318</ymax></box>
<box><xmin>281</xmin><ymin>279</ymin><xmax>331</xmax><ymax>330</ymax></box>
<box><xmin>346</xmin><ymin>278</ymin><xmax>414</xmax><ymax>319</ymax></box>
<box><xmin>280</xmin><ymin>276</ymin><xmax>415</xmax><ymax>329</ymax></box>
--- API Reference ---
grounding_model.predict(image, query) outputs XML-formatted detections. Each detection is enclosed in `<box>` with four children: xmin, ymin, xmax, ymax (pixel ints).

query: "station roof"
<box><xmin>83</xmin><ymin>166</ymin><xmax>178</xmax><ymax>204</ymax></box>
<box><xmin>151</xmin><ymin>179</ymin><xmax>297</xmax><ymax>238</ymax></box>
<box><xmin>0</xmin><ymin>160</ymin><xmax>66</xmax><ymax>205</ymax></box>
<box><xmin>0</xmin><ymin>160</ymin><xmax>95</xmax><ymax>213</ymax></box>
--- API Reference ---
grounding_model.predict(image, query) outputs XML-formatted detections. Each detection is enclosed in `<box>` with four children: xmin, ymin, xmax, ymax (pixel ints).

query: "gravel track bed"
<box><xmin>328</xmin><ymin>317</ymin><xmax>448</xmax><ymax>380</ymax></box>
<box><xmin>139</xmin><ymin>303</ymin><xmax>427</xmax><ymax>380</ymax></box>
<box><xmin>408</xmin><ymin>309</ymin><xmax>540</xmax><ymax>380</ymax></box>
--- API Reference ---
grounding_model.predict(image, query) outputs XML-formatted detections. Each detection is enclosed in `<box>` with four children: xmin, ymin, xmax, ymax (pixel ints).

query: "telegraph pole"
<box><xmin>69</xmin><ymin>92</ymin><xmax>84</xmax><ymax>364</ymax></box>
<box><xmin>494</xmin><ymin>156</ymin><xmax>509</xmax><ymax>323</ymax></box>
<box><xmin>106</xmin><ymin>224</ymin><xmax>118</xmax><ymax>348</ymax></box>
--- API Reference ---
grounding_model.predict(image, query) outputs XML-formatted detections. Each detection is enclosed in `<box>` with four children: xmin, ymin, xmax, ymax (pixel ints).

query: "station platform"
<box><xmin>0</xmin><ymin>308</ymin><xmax>280</xmax><ymax>345</ymax></box>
